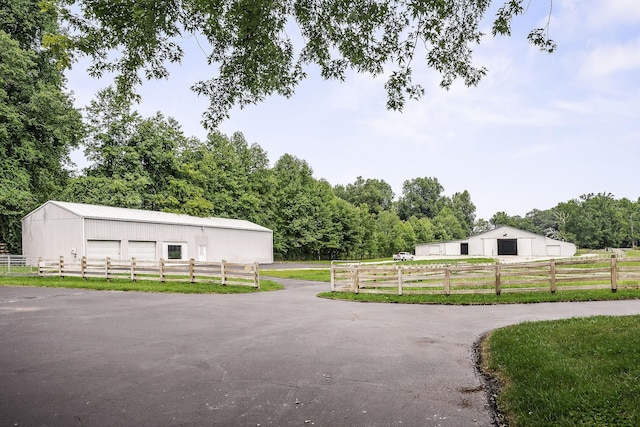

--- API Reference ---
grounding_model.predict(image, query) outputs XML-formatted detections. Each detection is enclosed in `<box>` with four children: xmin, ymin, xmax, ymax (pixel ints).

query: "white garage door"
<box><xmin>87</xmin><ymin>240</ymin><xmax>121</xmax><ymax>259</ymax></box>
<box><xmin>128</xmin><ymin>241</ymin><xmax>156</xmax><ymax>260</ymax></box>
<box><xmin>547</xmin><ymin>245</ymin><xmax>561</xmax><ymax>256</ymax></box>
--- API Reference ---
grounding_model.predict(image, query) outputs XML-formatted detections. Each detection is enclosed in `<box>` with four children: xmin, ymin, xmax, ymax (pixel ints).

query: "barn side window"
<box><xmin>167</xmin><ymin>245</ymin><xmax>182</xmax><ymax>260</ymax></box>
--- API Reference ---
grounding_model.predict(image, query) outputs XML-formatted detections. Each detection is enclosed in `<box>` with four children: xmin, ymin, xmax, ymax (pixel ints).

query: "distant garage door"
<box><xmin>128</xmin><ymin>241</ymin><xmax>156</xmax><ymax>260</ymax></box>
<box><xmin>87</xmin><ymin>240</ymin><xmax>121</xmax><ymax>259</ymax></box>
<box><xmin>497</xmin><ymin>239</ymin><xmax>518</xmax><ymax>256</ymax></box>
<box><xmin>547</xmin><ymin>245</ymin><xmax>561</xmax><ymax>256</ymax></box>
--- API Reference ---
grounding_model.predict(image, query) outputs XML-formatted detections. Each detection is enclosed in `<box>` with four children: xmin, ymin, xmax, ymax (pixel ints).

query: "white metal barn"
<box><xmin>415</xmin><ymin>225</ymin><xmax>576</xmax><ymax>258</ymax></box>
<box><xmin>22</xmin><ymin>201</ymin><xmax>274</xmax><ymax>264</ymax></box>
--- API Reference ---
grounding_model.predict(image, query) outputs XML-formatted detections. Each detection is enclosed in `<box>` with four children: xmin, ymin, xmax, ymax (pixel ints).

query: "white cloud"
<box><xmin>554</xmin><ymin>0</ymin><xmax>640</xmax><ymax>33</ymax></box>
<box><xmin>579</xmin><ymin>38</ymin><xmax>640</xmax><ymax>80</ymax></box>
<box><xmin>588</xmin><ymin>0</ymin><xmax>640</xmax><ymax>28</ymax></box>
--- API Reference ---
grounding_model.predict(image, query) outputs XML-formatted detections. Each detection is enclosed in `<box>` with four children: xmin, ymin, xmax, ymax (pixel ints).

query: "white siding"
<box><xmin>21</xmin><ymin>203</ymin><xmax>84</xmax><ymax>261</ymax></box>
<box><xmin>208</xmin><ymin>227</ymin><xmax>273</xmax><ymax>264</ymax></box>
<box><xmin>23</xmin><ymin>201</ymin><xmax>274</xmax><ymax>264</ymax></box>
<box><xmin>429</xmin><ymin>244</ymin><xmax>442</xmax><ymax>255</ymax></box>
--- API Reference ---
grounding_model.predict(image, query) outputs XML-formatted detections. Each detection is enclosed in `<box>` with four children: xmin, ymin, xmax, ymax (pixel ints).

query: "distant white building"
<box><xmin>22</xmin><ymin>201</ymin><xmax>273</xmax><ymax>264</ymax></box>
<box><xmin>415</xmin><ymin>225</ymin><xmax>576</xmax><ymax>258</ymax></box>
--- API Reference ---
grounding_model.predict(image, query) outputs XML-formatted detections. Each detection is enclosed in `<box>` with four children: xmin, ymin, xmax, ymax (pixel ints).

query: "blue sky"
<box><xmin>66</xmin><ymin>0</ymin><xmax>640</xmax><ymax>220</ymax></box>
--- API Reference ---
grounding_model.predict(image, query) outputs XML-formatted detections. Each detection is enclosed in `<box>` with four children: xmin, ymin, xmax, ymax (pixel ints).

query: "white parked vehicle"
<box><xmin>393</xmin><ymin>252</ymin><xmax>414</xmax><ymax>261</ymax></box>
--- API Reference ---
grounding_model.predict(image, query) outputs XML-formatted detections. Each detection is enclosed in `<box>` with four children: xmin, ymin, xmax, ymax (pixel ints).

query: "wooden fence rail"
<box><xmin>331</xmin><ymin>256</ymin><xmax>640</xmax><ymax>296</ymax></box>
<box><xmin>38</xmin><ymin>256</ymin><xmax>260</xmax><ymax>288</ymax></box>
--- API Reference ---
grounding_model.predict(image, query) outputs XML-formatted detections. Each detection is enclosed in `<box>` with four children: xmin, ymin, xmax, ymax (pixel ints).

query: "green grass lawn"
<box><xmin>481</xmin><ymin>315</ymin><xmax>640</xmax><ymax>426</ymax></box>
<box><xmin>0</xmin><ymin>275</ymin><xmax>283</xmax><ymax>293</ymax></box>
<box><xmin>262</xmin><ymin>258</ymin><xmax>495</xmax><ymax>282</ymax></box>
<box><xmin>318</xmin><ymin>289</ymin><xmax>640</xmax><ymax>304</ymax></box>
<box><xmin>262</xmin><ymin>268</ymin><xmax>331</xmax><ymax>281</ymax></box>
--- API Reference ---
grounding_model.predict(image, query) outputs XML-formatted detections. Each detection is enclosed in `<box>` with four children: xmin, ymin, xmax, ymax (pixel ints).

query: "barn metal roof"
<box><xmin>44</xmin><ymin>201</ymin><xmax>272</xmax><ymax>233</ymax></box>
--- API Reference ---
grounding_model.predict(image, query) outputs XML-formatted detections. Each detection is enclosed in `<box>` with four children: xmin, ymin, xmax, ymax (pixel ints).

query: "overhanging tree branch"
<box><xmin>47</xmin><ymin>0</ymin><xmax>556</xmax><ymax>125</ymax></box>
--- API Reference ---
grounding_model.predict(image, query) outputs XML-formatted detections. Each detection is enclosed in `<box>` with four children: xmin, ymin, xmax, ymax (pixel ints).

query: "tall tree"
<box><xmin>269</xmin><ymin>154</ymin><xmax>320</xmax><ymax>259</ymax></box>
<box><xmin>375</xmin><ymin>211</ymin><xmax>410</xmax><ymax>256</ymax></box>
<box><xmin>396</xmin><ymin>177</ymin><xmax>445</xmax><ymax>220</ymax></box>
<box><xmin>562</xmin><ymin>193</ymin><xmax>625</xmax><ymax>249</ymax></box>
<box><xmin>179</xmin><ymin>131</ymin><xmax>272</xmax><ymax>223</ymax></box>
<box><xmin>334</xmin><ymin>176</ymin><xmax>394</xmax><ymax>215</ymax></box>
<box><xmin>0</xmin><ymin>1</ymin><xmax>83</xmax><ymax>252</ymax></box>
<box><xmin>618</xmin><ymin>198</ymin><xmax>640</xmax><ymax>248</ymax></box>
<box><xmin>450</xmin><ymin>190</ymin><xmax>476</xmax><ymax>236</ymax></box>
<box><xmin>524</xmin><ymin>208</ymin><xmax>557</xmax><ymax>236</ymax></box>
<box><xmin>408</xmin><ymin>216</ymin><xmax>435</xmax><ymax>245</ymax></box>
<box><xmin>46</xmin><ymin>0</ymin><xmax>556</xmax><ymax>124</ymax></box>
<box><xmin>65</xmin><ymin>89</ymin><xmax>191</xmax><ymax>211</ymax></box>
<box><xmin>473</xmin><ymin>218</ymin><xmax>492</xmax><ymax>235</ymax></box>
<box><xmin>432</xmin><ymin>207</ymin><xmax>466</xmax><ymax>241</ymax></box>
<box><xmin>490</xmin><ymin>211</ymin><xmax>524</xmax><ymax>229</ymax></box>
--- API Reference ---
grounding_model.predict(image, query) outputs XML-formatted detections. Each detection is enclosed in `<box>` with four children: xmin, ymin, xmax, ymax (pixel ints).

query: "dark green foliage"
<box><xmin>492</xmin><ymin>194</ymin><xmax>640</xmax><ymax>249</ymax></box>
<box><xmin>0</xmin><ymin>0</ymin><xmax>83</xmax><ymax>252</ymax></box>
<box><xmin>45</xmin><ymin>0</ymin><xmax>555</xmax><ymax>125</ymax></box>
<box><xmin>334</xmin><ymin>176</ymin><xmax>394</xmax><ymax>215</ymax></box>
<box><xmin>396</xmin><ymin>176</ymin><xmax>445</xmax><ymax>220</ymax></box>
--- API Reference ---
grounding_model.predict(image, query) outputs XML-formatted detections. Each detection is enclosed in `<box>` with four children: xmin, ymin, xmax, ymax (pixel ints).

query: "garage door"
<box><xmin>128</xmin><ymin>241</ymin><xmax>156</xmax><ymax>260</ymax></box>
<box><xmin>87</xmin><ymin>240</ymin><xmax>121</xmax><ymax>259</ymax></box>
<box><xmin>497</xmin><ymin>239</ymin><xmax>518</xmax><ymax>256</ymax></box>
<box><xmin>547</xmin><ymin>245</ymin><xmax>561</xmax><ymax>256</ymax></box>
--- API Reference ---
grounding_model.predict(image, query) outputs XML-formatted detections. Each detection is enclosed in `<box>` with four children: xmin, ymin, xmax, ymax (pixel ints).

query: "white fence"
<box><xmin>0</xmin><ymin>255</ymin><xmax>40</xmax><ymax>275</ymax></box>
<box><xmin>331</xmin><ymin>256</ymin><xmax>640</xmax><ymax>295</ymax></box>
<box><xmin>37</xmin><ymin>256</ymin><xmax>260</xmax><ymax>288</ymax></box>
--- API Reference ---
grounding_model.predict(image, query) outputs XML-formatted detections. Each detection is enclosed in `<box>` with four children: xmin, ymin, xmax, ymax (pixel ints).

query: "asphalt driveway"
<box><xmin>1</xmin><ymin>280</ymin><xmax>639</xmax><ymax>426</ymax></box>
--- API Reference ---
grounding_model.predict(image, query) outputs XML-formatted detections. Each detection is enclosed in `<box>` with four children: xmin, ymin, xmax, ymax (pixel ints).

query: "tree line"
<box><xmin>58</xmin><ymin>89</ymin><xmax>480</xmax><ymax>260</ymax></box>
<box><xmin>1</xmin><ymin>1</ymin><xmax>639</xmax><ymax>259</ymax></box>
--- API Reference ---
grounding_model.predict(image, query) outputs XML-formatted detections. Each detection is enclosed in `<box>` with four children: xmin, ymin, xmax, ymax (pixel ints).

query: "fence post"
<box><xmin>59</xmin><ymin>256</ymin><xmax>64</xmax><ymax>278</ymax></box>
<box><xmin>495</xmin><ymin>263</ymin><xmax>501</xmax><ymax>296</ymax></box>
<box><xmin>444</xmin><ymin>267</ymin><xmax>451</xmax><ymax>296</ymax></box>
<box><xmin>81</xmin><ymin>256</ymin><xmax>86</xmax><ymax>279</ymax></box>
<box><xmin>330</xmin><ymin>264</ymin><xmax>336</xmax><ymax>291</ymax></box>
<box><xmin>398</xmin><ymin>266</ymin><xmax>403</xmax><ymax>296</ymax></box>
<box><xmin>7</xmin><ymin>255</ymin><xmax>11</xmax><ymax>274</ymax></box>
<box><xmin>190</xmin><ymin>258</ymin><xmax>195</xmax><ymax>283</ymax></box>
<box><xmin>353</xmin><ymin>266</ymin><xmax>359</xmax><ymax>294</ymax></box>
<box><xmin>550</xmin><ymin>259</ymin><xmax>557</xmax><ymax>294</ymax></box>
<box><xmin>611</xmin><ymin>255</ymin><xmax>618</xmax><ymax>293</ymax></box>
<box><xmin>160</xmin><ymin>258</ymin><xmax>166</xmax><ymax>282</ymax></box>
<box><xmin>38</xmin><ymin>257</ymin><xmax>43</xmax><ymax>277</ymax></box>
<box><xmin>254</xmin><ymin>262</ymin><xmax>260</xmax><ymax>289</ymax></box>
<box><xmin>105</xmin><ymin>257</ymin><xmax>111</xmax><ymax>281</ymax></box>
<box><xmin>131</xmin><ymin>258</ymin><xmax>136</xmax><ymax>281</ymax></box>
<box><xmin>221</xmin><ymin>260</ymin><xmax>226</xmax><ymax>286</ymax></box>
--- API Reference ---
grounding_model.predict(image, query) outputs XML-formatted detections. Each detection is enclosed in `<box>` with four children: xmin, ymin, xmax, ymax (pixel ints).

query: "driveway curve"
<box><xmin>1</xmin><ymin>280</ymin><xmax>639</xmax><ymax>426</ymax></box>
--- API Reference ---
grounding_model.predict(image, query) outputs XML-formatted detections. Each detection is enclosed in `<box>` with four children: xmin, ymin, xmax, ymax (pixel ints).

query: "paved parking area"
<box><xmin>1</xmin><ymin>281</ymin><xmax>640</xmax><ymax>426</ymax></box>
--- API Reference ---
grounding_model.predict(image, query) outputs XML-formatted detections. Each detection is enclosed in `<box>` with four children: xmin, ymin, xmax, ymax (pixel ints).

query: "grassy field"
<box><xmin>481</xmin><ymin>315</ymin><xmax>640</xmax><ymax>426</ymax></box>
<box><xmin>263</xmin><ymin>268</ymin><xmax>331</xmax><ymax>281</ymax></box>
<box><xmin>318</xmin><ymin>289</ymin><xmax>640</xmax><ymax>304</ymax></box>
<box><xmin>263</xmin><ymin>257</ymin><xmax>495</xmax><ymax>282</ymax></box>
<box><xmin>0</xmin><ymin>275</ymin><xmax>283</xmax><ymax>293</ymax></box>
